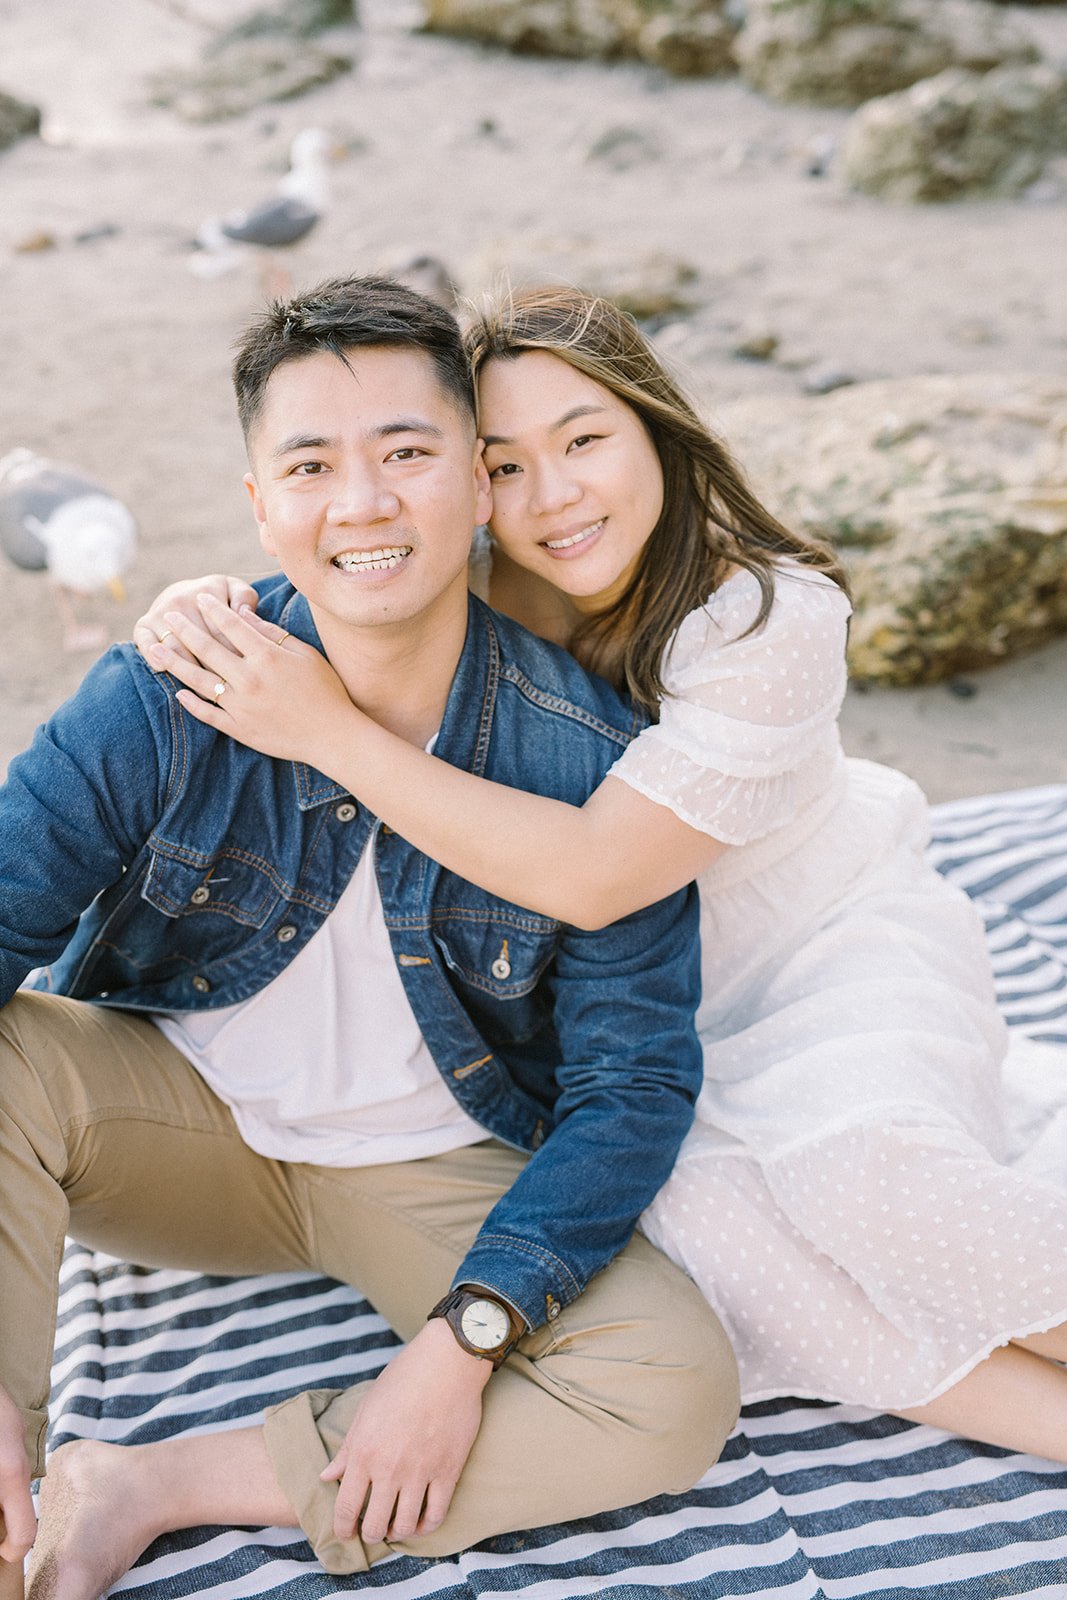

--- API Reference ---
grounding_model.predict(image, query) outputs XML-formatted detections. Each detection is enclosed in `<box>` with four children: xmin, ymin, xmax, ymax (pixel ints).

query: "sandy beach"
<box><xmin>1</xmin><ymin>0</ymin><xmax>1065</xmax><ymax>800</ymax></box>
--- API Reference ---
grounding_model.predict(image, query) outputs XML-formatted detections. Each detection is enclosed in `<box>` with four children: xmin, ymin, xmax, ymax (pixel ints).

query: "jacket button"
<box><xmin>191</xmin><ymin>975</ymin><xmax>211</xmax><ymax>994</ymax></box>
<box><xmin>189</xmin><ymin>886</ymin><xmax>210</xmax><ymax>905</ymax></box>
<box><xmin>277</xmin><ymin>923</ymin><xmax>297</xmax><ymax>943</ymax></box>
<box><xmin>491</xmin><ymin>956</ymin><xmax>511</xmax><ymax>980</ymax></box>
<box><xmin>335</xmin><ymin>802</ymin><xmax>356</xmax><ymax>822</ymax></box>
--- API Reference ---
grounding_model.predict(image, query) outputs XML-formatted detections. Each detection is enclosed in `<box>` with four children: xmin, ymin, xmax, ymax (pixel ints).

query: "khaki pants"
<box><xmin>0</xmin><ymin>991</ymin><xmax>739</xmax><ymax>1574</ymax></box>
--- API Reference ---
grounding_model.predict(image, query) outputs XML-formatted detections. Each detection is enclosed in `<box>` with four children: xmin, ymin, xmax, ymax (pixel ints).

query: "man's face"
<box><xmin>244</xmin><ymin>345</ymin><xmax>491</xmax><ymax>640</ymax></box>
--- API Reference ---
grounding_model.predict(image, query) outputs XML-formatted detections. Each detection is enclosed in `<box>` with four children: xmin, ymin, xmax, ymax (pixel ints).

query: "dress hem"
<box><xmin>738</xmin><ymin>1303</ymin><xmax>1067</xmax><ymax>1413</ymax></box>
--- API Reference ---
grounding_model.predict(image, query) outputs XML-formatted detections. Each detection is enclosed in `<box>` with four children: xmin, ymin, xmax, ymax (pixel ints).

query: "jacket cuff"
<box><xmin>455</xmin><ymin>1235</ymin><xmax>583</xmax><ymax>1332</ymax></box>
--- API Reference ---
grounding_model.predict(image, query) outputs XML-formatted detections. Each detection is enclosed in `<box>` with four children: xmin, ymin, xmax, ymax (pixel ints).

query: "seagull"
<box><xmin>0</xmin><ymin>448</ymin><xmax>137</xmax><ymax>652</ymax></box>
<box><xmin>192</xmin><ymin>127</ymin><xmax>342</xmax><ymax>290</ymax></box>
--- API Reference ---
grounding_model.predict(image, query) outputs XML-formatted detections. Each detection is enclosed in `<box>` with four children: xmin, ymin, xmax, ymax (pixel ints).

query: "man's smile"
<box><xmin>331</xmin><ymin>544</ymin><xmax>414</xmax><ymax>572</ymax></box>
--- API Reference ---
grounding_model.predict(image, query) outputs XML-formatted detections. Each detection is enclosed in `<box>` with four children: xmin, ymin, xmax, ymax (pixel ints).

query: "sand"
<box><xmin>1</xmin><ymin>0</ymin><xmax>1065</xmax><ymax>800</ymax></box>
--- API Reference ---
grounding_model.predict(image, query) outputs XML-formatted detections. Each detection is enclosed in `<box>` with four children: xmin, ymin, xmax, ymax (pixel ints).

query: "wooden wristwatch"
<box><xmin>428</xmin><ymin>1285</ymin><xmax>525</xmax><ymax>1367</ymax></box>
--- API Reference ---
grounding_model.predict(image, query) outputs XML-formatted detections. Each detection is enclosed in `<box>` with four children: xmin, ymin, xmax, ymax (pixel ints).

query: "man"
<box><xmin>0</xmin><ymin>276</ymin><xmax>738</xmax><ymax>1600</ymax></box>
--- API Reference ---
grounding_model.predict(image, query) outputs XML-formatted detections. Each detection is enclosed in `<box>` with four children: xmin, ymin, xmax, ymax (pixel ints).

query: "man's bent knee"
<box><xmin>570</xmin><ymin>1236</ymin><xmax>740</xmax><ymax>1499</ymax></box>
<box><xmin>654</xmin><ymin>1299</ymin><xmax>740</xmax><ymax>1490</ymax></box>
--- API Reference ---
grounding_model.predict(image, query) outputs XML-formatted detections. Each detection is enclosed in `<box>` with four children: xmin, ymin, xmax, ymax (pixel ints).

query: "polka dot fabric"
<box><xmin>612</xmin><ymin>565</ymin><xmax>848</xmax><ymax>845</ymax></box>
<box><xmin>618</xmin><ymin>566</ymin><xmax>1067</xmax><ymax>1410</ymax></box>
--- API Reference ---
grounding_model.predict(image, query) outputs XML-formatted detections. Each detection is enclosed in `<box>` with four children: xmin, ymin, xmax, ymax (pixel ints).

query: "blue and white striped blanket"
<box><xmin>48</xmin><ymin>784</ymin><xmax>1067</xmax><ymax>1599</ymax></box>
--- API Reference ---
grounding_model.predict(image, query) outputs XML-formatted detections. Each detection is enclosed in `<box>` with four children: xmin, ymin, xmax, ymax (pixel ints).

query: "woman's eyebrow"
<box><xmin>482</xmin><ymin>404</ymin><xmax>609</xmax><ymax>448</ymax></box>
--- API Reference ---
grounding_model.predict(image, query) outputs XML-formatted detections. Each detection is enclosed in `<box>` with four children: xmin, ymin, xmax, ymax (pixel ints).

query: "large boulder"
<box><xmin>462</xmin><ymin>234</ymin><xmax>700</xmax><ymax>319</ymax></box>
<box><xmin>716</xmin><ymin>374</ymin><xmax>1067</xmax><ymax>684</ymax></box>
<box><xmin>734</xmin><ymin>0</ymin><xmax>1038</xmax><ymax>108</ymax></box>
<box><xmin>840</xmin><ymin>63</ymin><xmax>1067</xmax><ymax>199</ymax></box>
<box><xmin>0</xmin><ymin>89</ymin><xmax>40</xmax><ymax>151</ymax></box>
<box><xmin>147</xmin><ymin>36</ymin><xmax>353</xmax><ymax>121</ymax></box>
<box><xmin>421</xmin><ymin>1</ymin><xmax>738</xmax><ymax>77</ymax></box>
<box><xmin>213</xmin><ymin>0</ymin><xmax>357</xmax><ymax>47</ymax></box>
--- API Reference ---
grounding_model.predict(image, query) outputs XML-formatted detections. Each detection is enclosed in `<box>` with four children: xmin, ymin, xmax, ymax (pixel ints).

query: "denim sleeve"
<box><xmin>455</xmin><ymin>883</ymin><xmax>703</xmax><ymax>1328</ymax></box>
<box><xmin>0</xmin><ymin>647</ymin><xmax>173</xmax><ymax>1006</ymax></box>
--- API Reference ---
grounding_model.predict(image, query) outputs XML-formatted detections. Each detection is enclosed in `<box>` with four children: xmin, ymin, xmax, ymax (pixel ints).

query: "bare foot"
<box><xmin>26</xmin><ymin>1442</ymin><xmax>162</xmax><ymax>1600</ymax></box>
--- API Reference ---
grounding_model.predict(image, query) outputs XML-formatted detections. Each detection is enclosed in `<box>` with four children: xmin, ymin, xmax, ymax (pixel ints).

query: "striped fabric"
<box><xmin>46</xmin><ymin>784</ymin><xmax>1067</xmax><ymax>1598</ymax></box>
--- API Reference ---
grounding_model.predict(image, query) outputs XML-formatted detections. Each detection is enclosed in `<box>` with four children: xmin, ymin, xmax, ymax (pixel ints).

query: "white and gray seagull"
<box><xmin>192</xmin><ymin>127</ymin><xmax>342</xmax><ymax>289</ymax></box>
<box><xmin>0</xmin><ymin>448</ymin><xmax>137</xmax><ymax>652</ymax></box>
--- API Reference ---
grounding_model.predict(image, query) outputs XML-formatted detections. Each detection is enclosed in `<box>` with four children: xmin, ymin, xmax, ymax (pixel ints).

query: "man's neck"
<box><xmin>311</xmin><ymin>592</ymin><xmax>469</xmax><ymax>747</ymax></box>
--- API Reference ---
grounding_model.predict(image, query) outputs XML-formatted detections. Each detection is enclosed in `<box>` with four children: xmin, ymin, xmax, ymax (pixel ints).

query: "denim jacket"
<box><xmin>0</xmin><ymin>582</ymin><xmax>701</xmax><ymax>1329</ymax></box>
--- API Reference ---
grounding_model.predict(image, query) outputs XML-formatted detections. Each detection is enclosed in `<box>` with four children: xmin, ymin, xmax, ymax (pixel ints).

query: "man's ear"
<box><xmin>473</xmin><ymin>440</ymin><xmax>493</xmax><ymax>527</ymax></box>
<box><xmin>244</xmin><ymin>472</ymin><xmax>275</xmax><ymax>558</ymax></box>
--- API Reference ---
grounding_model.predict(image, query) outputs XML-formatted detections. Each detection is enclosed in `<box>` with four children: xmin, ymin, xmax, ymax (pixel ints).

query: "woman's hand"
<box><xmin>149</xmin><ymin>593</ymin><xmax>355</xmax><ymax>768</ymax></box>
<box><xmin>133</xmin><ymin>574</ymin><xmax>259</xmax><ymax>668</ymax></box>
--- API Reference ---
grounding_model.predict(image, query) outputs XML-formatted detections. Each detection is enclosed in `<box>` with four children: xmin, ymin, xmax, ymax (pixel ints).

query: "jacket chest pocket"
<box><xmin>432</xmin><ymin>917</ymin><xmax>558</xmax><ymax>1001</ymax></box>
<box><xmin>142</xmin><ymin>850</ymin><xmax>285</xmax><ymax>930</ymax></box>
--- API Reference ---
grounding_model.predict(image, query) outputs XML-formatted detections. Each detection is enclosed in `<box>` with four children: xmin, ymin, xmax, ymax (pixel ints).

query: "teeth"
<box><xmin>545</xmin><ymin>519</ymin><xmax>604</xmax><ymax>551</ymax></box>
<box><xmin>333</xmin><ymin>546</ymin><xmax>412</xmax><ymax>572</ymax></box>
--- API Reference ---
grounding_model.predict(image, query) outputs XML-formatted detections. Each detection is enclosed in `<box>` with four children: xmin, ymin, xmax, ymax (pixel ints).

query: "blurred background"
<box><xmin>1</xmin><ymin>0</ymin><xmax>1065</xmax><ymax>795</ymax></box>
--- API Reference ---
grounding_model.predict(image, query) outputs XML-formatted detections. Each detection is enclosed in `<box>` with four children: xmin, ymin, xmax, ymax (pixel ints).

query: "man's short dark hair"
<box><xmin>232</xmin><ymin>274</ymin><xmax>475</xmax><ymax>441</ymax></box>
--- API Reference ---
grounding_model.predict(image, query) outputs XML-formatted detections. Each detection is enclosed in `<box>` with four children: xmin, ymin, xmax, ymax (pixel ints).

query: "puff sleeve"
<box><xmin>610</xmin><ymin>567</ymin><xmax>850</xmax><ymax>845</ymax></box>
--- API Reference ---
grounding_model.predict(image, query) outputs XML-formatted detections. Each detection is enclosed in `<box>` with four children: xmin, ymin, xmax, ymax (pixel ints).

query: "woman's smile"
<box><xmin>543</xmin><ymin>517</ymin><xmax>606</xmax><ymax>555</ymax></box>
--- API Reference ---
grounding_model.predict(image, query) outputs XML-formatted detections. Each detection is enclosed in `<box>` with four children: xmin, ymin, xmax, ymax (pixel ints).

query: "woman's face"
<box><xmin>477</xmin><ymin>350</ymin><xmax>665</xmax><ymax>607</ymax></box>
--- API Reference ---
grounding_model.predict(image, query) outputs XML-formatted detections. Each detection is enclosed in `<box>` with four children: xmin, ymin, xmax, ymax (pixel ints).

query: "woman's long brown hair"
<box><xmin>465</xmin><ymin>286</ymin><xmax>847</xmax><ymax>716</ymax></box>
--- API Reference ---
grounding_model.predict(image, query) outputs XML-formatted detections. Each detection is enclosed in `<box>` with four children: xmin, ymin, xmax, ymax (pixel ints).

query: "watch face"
<box><xmin>460</xmin><ymin>1297</ymin><xmax>510</xmax><ymax>1351</ymax></box>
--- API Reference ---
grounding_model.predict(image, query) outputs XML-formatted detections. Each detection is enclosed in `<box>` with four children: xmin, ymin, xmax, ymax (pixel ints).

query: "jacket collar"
<box><xmin>280</xmin><ymin>591</ymin><xmax>494</xmax><ymax>811</ymax></box>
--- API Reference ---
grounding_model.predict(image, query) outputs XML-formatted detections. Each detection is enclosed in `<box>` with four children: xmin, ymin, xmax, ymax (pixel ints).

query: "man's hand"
<box><xmin>321</xmin><ymin>1318</ymin><xmax>493</xmax><ymax>1547</ymax></box>
<box><xmin>0</xmin><ymin>1385</ymin><xmax>34</xmax><ymax>1566</ymax></box>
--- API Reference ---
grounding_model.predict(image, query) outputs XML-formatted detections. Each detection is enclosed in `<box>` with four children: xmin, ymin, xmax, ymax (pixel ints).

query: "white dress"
<box><xmin>613</xmin><ymin>564</ymin><xmax>1067</xmax><ymax>1409</ymax></box>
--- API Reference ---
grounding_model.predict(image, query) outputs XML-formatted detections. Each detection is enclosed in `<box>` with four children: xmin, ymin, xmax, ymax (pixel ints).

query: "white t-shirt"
<box><xmin>154</xmin><ymin>826</ymin><xmax>487</xmax><ymax>1166</ymax></box>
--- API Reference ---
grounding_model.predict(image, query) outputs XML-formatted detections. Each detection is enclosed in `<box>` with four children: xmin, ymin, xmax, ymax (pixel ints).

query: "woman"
<box><xmin>138</xmin><ymin>286</ymin><xmax>1067</xmax><ymax>1459</ymax></box>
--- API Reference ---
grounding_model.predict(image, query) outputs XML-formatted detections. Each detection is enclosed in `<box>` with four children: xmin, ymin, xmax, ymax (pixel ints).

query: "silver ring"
<box><xmin>212</xmin><ymin>680</ymin><xmax>228</xmax><ymax>703</ymax></box>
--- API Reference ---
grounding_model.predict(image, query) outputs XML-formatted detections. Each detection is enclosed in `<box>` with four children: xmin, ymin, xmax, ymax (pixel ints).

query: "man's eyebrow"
<box><xmin>270</xmin><ymin>418</ymin><xmax>446</xmax><ymax>460</ymax></box>
<box><xmin>482</xmin><ymin>404</ymin><xmax>608</xmax><ymax>448</ymax></box>
<box><xmin>371</xmin><ymin>417</ymin><xmax>446</xmax><ymax>441</ymax></box>
<box><xmin>271</xmin><ymin>433</ymin><xmax>333</xmax><ymax>460</ymax></box>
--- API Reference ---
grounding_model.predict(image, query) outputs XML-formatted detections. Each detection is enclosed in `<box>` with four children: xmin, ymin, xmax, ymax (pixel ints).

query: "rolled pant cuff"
<box><xmin>23</xmin><ymin>1407</ymin><xmax>48</xmax><ymax>1481</ymax></box>
<box><xmin>263</xmin><ymin>1389</ymin><xmax>371</xmax><ymax>1575</ymax></box>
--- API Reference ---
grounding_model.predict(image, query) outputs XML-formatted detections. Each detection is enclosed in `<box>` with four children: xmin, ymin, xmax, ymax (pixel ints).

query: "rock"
<box><xmin>148</xmin><ymin>37</ymin><xmax>353</xmax><ymax>122</ymax></box>
<box><xmin>73</xmin><ymin>223</ymin><xmax>121</xmax><ymax>245</ymax></box>
<box><xmin>213</xmin><ymin>0</ymin><xmax>357</xmax><ymax>47</ymax></box>
<box><xmin>716</xmin><ymin>373</ymin><xmax>1067</xmax><ymax>684</ymax></box>
<box><xmin>13</xmin><ymin>230</ymin><xmax>57</xmax><ymax>254</ymax></box>
<box><xmin>801</xmin><ymin>362</ymin><xmax>858</xmax><ymax>394</ymax></box>
<box><xmin>422</xmin><ymin>1</ymin><xmax>740</xmax><ymax>78</ymax></box>
<box><xmin>732</xmin><ymin>328</ymin><xmax>780</xmax><ymax>359</ymax></box>
<box><xmin>803</xmin><ymin>132</ymin><xmax>837</xmax><ymax>176</ymax></box>
<box><xmin>734</xmin><ymin>0</ymin><xmax>1038</xmax><ymax>108</ymax></box>
<box><xmin>463</xmin><ymin>235</ymin><xmax>700</xmax><ymax>319</ymax></box>
<box><xmin>839</xmin><ymin>63</ymin><xmax>1067</xmax><ymax>201</ymax></box>
<box><xmin>0</xmin><ymin>88</ymin><xmax>41</xmax><ymax>151</ymax></box>
<box><xmin>587</xmin><ymin>123</ymin><xmax>665</xmax><ymax>169</ymax></box>
<box><xmin>637</xmin><ymin>9</ymin><xmax>737</xmax><ymax>74</ymax></box>
<box><xmin>390</xmin><ymin>254</ymin><xmax>460</xmax><ymax>308</ymax></box>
